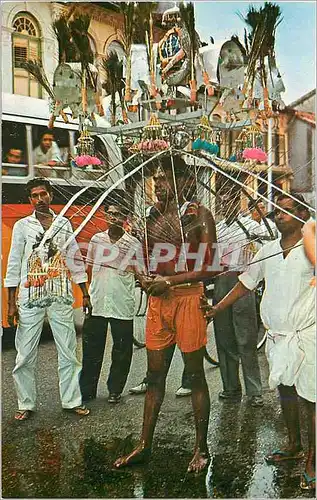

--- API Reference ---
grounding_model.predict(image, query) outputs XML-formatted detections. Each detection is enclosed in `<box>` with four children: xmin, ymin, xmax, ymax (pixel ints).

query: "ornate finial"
<box><xmin>162</xmin><ymin>3</ymin><xmax>181</xmax><ymax>26</ymax></box>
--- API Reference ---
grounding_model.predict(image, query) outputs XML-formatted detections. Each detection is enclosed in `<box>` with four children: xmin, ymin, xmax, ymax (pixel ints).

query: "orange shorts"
<box><xmin>146</xmin><ymin>283</ymin><xmax>207</xmax><ymax>353</ymax></box>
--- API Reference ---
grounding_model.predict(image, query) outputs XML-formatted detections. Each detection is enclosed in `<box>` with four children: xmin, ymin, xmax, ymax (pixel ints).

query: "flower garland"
<box><xmin>192</xmin><ymin>116</ymin><xmax>219</xmax><ymax>154</ymax></box>
<box><xmin>129</xmin><ymin>114</ymin><xmax>170</xmax><ymax>154</ymax></box>
<box><xmin>74</xmin><ymin>155</ymin><xmax>101</xmax><ymax>167</ymax></box>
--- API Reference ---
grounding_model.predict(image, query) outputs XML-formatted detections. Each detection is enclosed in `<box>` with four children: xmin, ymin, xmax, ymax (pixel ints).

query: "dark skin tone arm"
<box><xmin>200</xmin><ymin>281</ymin><xmax>249</xmax><ymax>320</ymax></box>
<box><xmin>8</xmin><ymin>284</ymin><xmax>92</xmax><ymax>326</ymax></box>
<box><xmin>8</xmin><ymin>287</ymin><xmax>19</xmax><ymax>327</ymax></box>
<box><xmin>78</xmin><ymin>282</ymin><xmax>92</xmax><ymax>316</ymax></box>
<box><xmin>147</xmin><ymin>206</ymin><xmax>218</xmax><ymax>296</ymax></box>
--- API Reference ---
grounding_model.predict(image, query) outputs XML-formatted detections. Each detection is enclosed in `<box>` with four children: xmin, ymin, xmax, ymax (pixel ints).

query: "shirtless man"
<box><xmin>114</xmin><ymin>155</ymin><xmax>217</xmax><ymax>473</ymax></box>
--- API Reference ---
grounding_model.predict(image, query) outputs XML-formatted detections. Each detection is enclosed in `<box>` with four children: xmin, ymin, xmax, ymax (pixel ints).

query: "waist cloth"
<box><xmin>146</xmin><ymin>282</ymin><xmax>207</xmax><ymax>353</ymax></box>
<box><xmin>266</xmin><ymin>322</ymin><xmax>316</xmax><ymax>402</ymax></box>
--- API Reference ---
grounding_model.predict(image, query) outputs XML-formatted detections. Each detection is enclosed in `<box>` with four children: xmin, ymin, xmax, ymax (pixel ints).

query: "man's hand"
<box><xmin>83</xmin><ymin>295</ymin><xmax>92</xmax><ymax>317</ymax></box>
<box><xmin>8</xmin><ymin>300</ymin><xmax>19</xmax><ymax>327</ymax></box>
<box><xmin>199</xmin><ymin>295</ymin><xmax>218</xmax><ymax>322</ymax></box>
<box><xmin>147</xmin><ymin>276</ymin><xmax>171</xmax><ymax>297</ymax></box>
<box><xmin>136</xmin><ymin>274</ymin><xmax>155</xmax><ymax>293</ymax></box>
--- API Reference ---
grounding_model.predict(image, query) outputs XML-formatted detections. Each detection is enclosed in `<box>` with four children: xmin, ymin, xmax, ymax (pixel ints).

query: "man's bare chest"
<box><xmin>147</xmin><ymin>212</ymin><xmax>202</xmax><ymax>246</ymax></box>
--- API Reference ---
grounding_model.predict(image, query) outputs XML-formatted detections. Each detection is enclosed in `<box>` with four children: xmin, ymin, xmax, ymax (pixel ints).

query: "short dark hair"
<box><xmin>275</xmin><ymin>191</ymin><xmax>311</xmax><ymax>215</ymax></box>
<box><xmin>41</xmin><ymin>130</ymin><xmax>54</xmax><ymax>140</ymax></box>
<box><xmin>248</xmin><ymin>198</ymin><xmax>265</xmax><ymax>210</ymax></box>
<box><xmin>26</xmin><ymin>178</ymin><xmax>52</xmax><ymax>197</ymax></box>
<box><xmin>7</xmin><ymin>148</ymin><xmax>22</xmax><ymax>154</ymax></box>
<box><xmin>104</xmin><ymin>189</ymin><xmax>129</xmax><ymax>217</ymax></box>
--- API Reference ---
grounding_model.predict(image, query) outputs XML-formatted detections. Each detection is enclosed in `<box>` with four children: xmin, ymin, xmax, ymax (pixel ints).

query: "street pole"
<box><xmin>267</xmin><ymin>117</ymin><xmax>273</xmax><ymax>212</ymax></box>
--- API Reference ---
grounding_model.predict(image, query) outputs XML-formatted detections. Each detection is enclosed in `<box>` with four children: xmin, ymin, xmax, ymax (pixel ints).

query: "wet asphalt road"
<box><xmin>2</xmin><ymin>325</ymin><xmax>314</xmax><ymax>499</ymax></box>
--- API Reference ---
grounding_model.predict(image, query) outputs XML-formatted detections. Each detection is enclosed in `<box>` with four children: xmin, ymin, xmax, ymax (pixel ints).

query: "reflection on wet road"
<box><xmin>2</xmin><ymin>336</ymin><xmax>314</xmax><ymax>498</ymax></box>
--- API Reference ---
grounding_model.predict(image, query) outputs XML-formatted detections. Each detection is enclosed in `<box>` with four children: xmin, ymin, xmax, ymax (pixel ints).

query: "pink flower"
<box><xmin>90</xmin><ymin>156</ymin><xmax>102</xmax><ymax>166</ymax></box>
<box><xmin>242</xmin><ymin>148</ymin><xmax>268</xmax><ymax>163</ymax></box>
<box><xmin>74</xmin><ymin>155</ymin><xmax>102</xmax><ymax>167</ymax></box>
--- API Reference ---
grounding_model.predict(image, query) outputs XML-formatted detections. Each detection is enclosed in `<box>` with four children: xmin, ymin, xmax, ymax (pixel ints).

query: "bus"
<box><xmin>2</xmin><ymin>92</ymin><xmax>124</xmax><ymax>340</ymax></box>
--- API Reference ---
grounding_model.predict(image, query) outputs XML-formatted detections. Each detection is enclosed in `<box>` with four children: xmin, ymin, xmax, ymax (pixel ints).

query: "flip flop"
<box><xmin>64</xmin><ymin>405</ymin><xmax>90</xmax><ymax>416</ymax></box>
<box><xmin>300</xmin><ymin>472</ymin><xmax>316</xmax><ymax>490</ymax></box>
<box><xmin>265</xmin><ymin>449</ymin><xmax>305</xmax><ymax>464</ymax></box>
<box><xmin>14</xmin><ymin>410</ymin><xmax>33</xmax><ymax>421</ymax></box>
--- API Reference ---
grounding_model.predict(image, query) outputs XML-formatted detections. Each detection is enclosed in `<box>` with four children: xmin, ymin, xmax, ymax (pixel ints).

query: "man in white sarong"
<box><xmin>201</xmin><ymin>192</ymin><xmax>315</xmax><ymax>491</ymax></box>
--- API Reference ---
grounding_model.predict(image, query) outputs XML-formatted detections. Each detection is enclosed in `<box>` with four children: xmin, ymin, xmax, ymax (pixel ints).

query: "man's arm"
<box><xmin>4</xmin><ymin>220</ymin><xmax>25</xmax><ymax>327</ymax></box>
<box><xmin>47</xmin><ymin>142</ymin><xmax>62</xmax><ymax>166</ymax></box>
<box><xmin>63</xmin><ymin>220</ymin><xmax>91</xmax><ymax>313</ymax></box>
<box><xmin>200</xmin><ymin>281</ymin><xmax>249</xmax><ymax>320</ymax></box>
<box><xmin>302</xmin><ymin>220</ymin><xmax>316</xmax><ymax>267</ymax></box>
<box><xmin>201</xmin><ymin>244</ymin><xmax>266</xmax><ymax>319</ymax></box>
<box><xmin>78</xmin><ymin>282</ymin><xmax>92</xmax><ymax>316</ymax></box>
<box><xmin>8</xmin><ymin>287</ymin><xmax>19</xmax><ymax>326</ymax></box>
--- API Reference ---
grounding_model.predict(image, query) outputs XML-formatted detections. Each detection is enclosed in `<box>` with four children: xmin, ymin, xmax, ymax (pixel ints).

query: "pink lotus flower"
<box><xmin>242</xmin><ymin>148</ymin><xmax>268</xmax><ymax>163</ymax></box>
<box><xmin>74</xmin><ymin>155</ymin><xmax>102</xmax><ymax>167</ymax></box>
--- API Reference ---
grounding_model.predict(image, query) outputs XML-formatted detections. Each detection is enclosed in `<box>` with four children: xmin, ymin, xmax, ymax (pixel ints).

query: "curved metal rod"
<box><xmin>196</xmin><ymin>174</ymin><xmax>275</xmax><ymax>240</ymax></box>
<box><xmin>223</xmin><ymin>158</ymin><xmax>315</xmax><ymax>213</ymax></box>
<box><xmin>62</xmin><ymin>149</ymin><xmax>170</xmax><ymax>250</ymax></box>
<box><xmin>179</xmin><ymin>149</ymin><xmax>307</xmax><ymax>224</ymax></box>
<box><xmin>38</xmin><ymin>152</ymin><xmax>139</xmax><ymax>250</ymax></box>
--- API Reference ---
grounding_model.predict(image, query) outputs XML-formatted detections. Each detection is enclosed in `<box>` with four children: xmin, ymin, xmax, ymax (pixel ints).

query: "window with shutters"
<box><xmin>12</xmin><ymin>13</ymin><xmax>42</xmax><ymax>98</ymax></box>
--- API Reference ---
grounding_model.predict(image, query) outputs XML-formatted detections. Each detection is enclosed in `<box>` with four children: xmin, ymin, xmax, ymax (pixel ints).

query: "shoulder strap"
<box><xmin>235</xmin><ymin>218</ymin><xmax>251</xmax><ymax>239</ymax></box>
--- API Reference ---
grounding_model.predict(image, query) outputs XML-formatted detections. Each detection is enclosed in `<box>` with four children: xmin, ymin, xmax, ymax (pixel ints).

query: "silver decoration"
<box><xmin>172</xmin><ymin>129</ymin><xmax>191</xmax><ymax>149</ymax></box>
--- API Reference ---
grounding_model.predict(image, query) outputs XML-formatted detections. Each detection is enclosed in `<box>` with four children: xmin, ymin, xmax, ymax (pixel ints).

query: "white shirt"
<box><xmin>87</xmin><ymin>230</ymin><xmax>143</xmax><ymax>320</ymax></box>
<box><xmin>216</xmin><ymin>216</ymin><xmax>259</xmax><ymax>271</ymax></box>
<box><xmin>239</xmin><ymin>239</ymin><xmax>315</xmax><ymax>333</ymax></box>
<box><xmin>33</xmin><ymin>141</ymin><xmax>62</xmax><ymax>165</ymax></box>
<box><xmin>253</xmin><ymin>218</ymin><xmax>278</xmax><ymax>240</ymax></box>
<box><xmin>4</xmin><ymin>211</ymin><xmax>88</xmax><ymax>305</ymax></box>
<box><xmin>33</xmin><ymin>142</ymin><xmax>62</xmax><ymax>178</ymax></box>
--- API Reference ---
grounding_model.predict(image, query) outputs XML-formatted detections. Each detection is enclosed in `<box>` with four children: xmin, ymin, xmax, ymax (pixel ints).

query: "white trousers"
<box><xmin>12</xmin><ymin>303</ymin><xmax>82</xmax><ymax>411</ymax></box>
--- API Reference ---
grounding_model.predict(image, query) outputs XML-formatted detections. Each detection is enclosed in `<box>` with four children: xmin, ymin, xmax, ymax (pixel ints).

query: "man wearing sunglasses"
<box><xmin>201</xmin><ymin>192</ymin><xmax>315</xmax><ymax>491</ymax></box>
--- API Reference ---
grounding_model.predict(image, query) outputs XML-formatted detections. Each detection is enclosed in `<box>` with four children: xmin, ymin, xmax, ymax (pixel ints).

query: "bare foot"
<box><xmin>187</xmin><ymin>449</ymin><xmax>210</xmax><ymax>473</ymax></box>
<box><xmin>113</xmin><ymin>445</ymin><xmax>151</xmax><ymax>469</ymax></box>
<box><xmin>305</xmin><ymin>456</ymin><xmax>315</xmax><ymax>482</ymax></box>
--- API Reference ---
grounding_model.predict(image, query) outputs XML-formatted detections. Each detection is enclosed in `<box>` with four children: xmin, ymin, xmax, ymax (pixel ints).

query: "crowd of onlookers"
<box><xmin>4</xmin><ymin>161</ymin><xmax>315</xmax><ymax>488</ymax></box>
<box><xmin>3</xmin><ymin>130</ymin><xmax>63</xmax><ymax>177</ymax></box>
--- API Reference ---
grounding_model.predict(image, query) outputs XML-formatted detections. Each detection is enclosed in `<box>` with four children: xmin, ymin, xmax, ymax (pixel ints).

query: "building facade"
<box><xmin>286</xmin><ymin>89</ymin><xmax>316</xmax><ymax>207</ymax></box>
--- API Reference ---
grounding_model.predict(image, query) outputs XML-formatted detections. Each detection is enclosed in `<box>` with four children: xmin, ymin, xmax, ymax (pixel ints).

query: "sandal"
<box><xmin>265</xmin><ymin>448</ymin><xmax>304</xmax><ymax>464</ymax></box>
<box><xmin>14</xmin><ymin>410</ymin><xmax>33</xmax><ymax>421</ymax></box>
<box><xmin>300</xmin><ymin>472</ymin><xmax>316</xmax><ymax>490</ymax></box>
<box><xmin>64</xmin><ymin>405</ymin><xmax>90</xmax><ymax>416</ymax></box>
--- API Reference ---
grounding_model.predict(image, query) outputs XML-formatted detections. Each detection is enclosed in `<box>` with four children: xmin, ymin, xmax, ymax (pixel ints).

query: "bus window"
<box><xmin>32</xmin><ymin>126</ymin><xmax>71</xmax><ymax>179</ymax></box>
<box><xmin>2</xmin><ymin>121</ymin><xmax>28</xmax><ymax>177</ymax></box>
<box><xmin>71</xmin><ymin>134</ymin><xmax>109</xmax><ymax>180</ymax></box>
